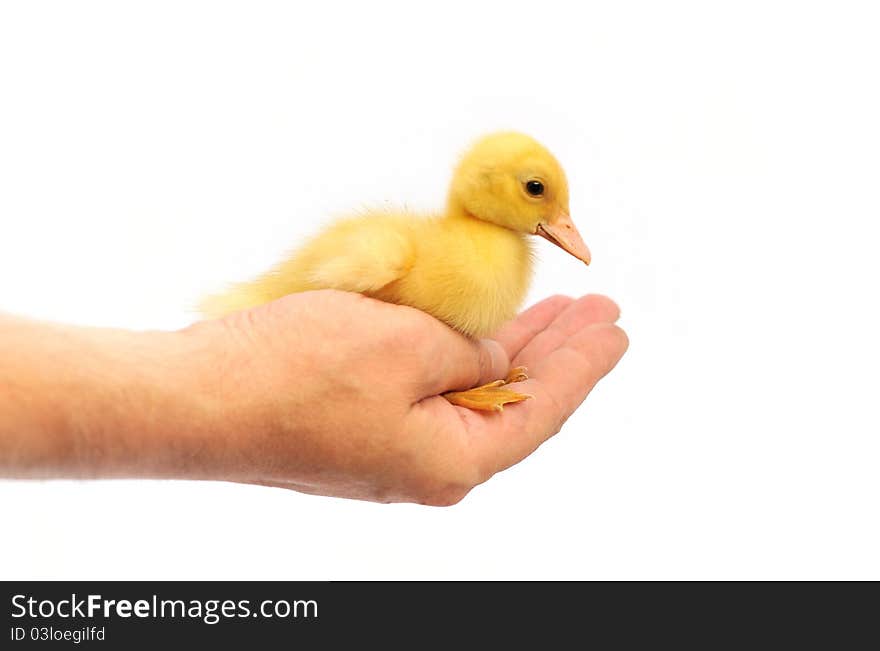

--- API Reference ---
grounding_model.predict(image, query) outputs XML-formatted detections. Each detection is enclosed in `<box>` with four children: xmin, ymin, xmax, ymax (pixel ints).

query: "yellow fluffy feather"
<box><xmin>200</xmin><ymin>131</ymin><xmax>590</xmax><ymax>339</ymax></box>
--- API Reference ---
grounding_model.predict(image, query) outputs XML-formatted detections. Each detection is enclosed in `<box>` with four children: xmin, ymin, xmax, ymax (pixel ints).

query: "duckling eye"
<box><xmin>525</xmin><ymin>180</ymin><xmax>544</xmax><ymax>197</ymax></box>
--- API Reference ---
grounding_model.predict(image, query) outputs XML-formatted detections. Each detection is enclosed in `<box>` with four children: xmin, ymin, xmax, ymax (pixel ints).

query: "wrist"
<box><xmin>98</xmin><ymin>322</ymin><xmax>229</xmax><ymax>481</ymax></box>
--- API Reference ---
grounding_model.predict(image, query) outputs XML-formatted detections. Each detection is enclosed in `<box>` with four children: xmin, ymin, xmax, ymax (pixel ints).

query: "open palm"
<box><xmin>412</xmin><ymin>294</ymin><xmax>627</xmax><ymax>496</ymax></box>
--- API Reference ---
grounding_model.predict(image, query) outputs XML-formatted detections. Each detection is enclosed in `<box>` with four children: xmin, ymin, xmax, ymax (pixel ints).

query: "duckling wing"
<box><xmin>199</xmin><ymin>214</ymin><xmax>416</xmax><ymax>318</ymax></box>
<box><xmin>305</xmin><ymin>218</ymin><xmax>415</xmax><ymax>293</ymax></box>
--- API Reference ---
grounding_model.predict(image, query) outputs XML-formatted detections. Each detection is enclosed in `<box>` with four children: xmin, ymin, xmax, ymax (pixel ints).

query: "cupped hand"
<box><xmin>191</xmin><ymin>290</ymin><xmax>627</xmax><ymax>505</ymax></box>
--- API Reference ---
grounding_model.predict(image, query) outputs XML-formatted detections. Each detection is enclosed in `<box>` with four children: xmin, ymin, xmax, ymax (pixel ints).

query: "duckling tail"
<box><xmin>197</xmin><ymin>279</ymin><xmax>281</xmax><ymax>319</ymax></box>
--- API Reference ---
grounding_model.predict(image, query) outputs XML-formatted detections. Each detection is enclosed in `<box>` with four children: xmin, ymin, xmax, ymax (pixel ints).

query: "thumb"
<box><xmin>419</xmin><ymin>335</ymin><xmax>510</xmax><ymax>397</ymax></box>
<box><xmin>472</xmin><ymin>338</ymin><xmax>511</xmax><ymax>386</ymax></box>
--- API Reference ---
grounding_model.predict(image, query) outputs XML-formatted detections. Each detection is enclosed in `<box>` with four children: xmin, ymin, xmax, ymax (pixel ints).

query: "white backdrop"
<box><xmin>1</xmin><ymin>1</ymin><xmax>878</xmax><ymax>580</ymax></box>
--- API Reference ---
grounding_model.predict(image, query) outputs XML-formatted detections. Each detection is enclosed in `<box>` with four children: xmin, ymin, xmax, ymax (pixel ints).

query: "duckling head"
<box><xmin>447</xmin><ymin>131</ymin><xmax>591</xmax><ymax>265</ymax></box>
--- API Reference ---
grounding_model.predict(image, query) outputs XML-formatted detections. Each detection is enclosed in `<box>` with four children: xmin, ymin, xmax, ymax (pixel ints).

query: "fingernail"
<box><xmin>479</xmin><ymin>338</ymin><xmax>510</xmax><ymax>382</ymax></box>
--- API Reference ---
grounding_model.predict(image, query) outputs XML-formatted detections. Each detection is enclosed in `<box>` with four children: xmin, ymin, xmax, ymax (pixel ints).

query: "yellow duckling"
<box><xmin>201</xmin><ymin>131</ymin><xmax>591</xmax><ymax>411</ymax></box>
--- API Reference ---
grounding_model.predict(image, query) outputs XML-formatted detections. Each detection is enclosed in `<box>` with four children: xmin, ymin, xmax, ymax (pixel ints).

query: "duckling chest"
<box><xmin>392</xmin><ymin>227</ymin><xmax>534</xmax><ymax>338</ymax></box>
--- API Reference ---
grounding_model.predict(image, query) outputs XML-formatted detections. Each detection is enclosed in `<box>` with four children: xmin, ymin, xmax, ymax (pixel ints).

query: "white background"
<box><xmin>1</xmin><ymin>1</ymin><xmax>878</xmax><ymax>579</ymax></box>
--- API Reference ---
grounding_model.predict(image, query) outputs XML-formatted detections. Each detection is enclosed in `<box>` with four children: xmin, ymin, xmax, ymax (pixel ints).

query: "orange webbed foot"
<box><xmin>443</xmin><ymin>366</ymin><xmax>532</xmax><ymax>412</ymax></box>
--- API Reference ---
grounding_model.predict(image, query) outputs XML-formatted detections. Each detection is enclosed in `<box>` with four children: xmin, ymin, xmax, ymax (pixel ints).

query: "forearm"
<box><xmin>0</xmin><ymin>315</ymin><xmax>219</xmax><ymax>480</ymax></box>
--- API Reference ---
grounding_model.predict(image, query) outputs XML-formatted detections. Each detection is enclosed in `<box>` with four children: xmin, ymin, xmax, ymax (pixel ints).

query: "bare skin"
<box><xmin>0</xmin><ymin>291</ymin><xmax>628</xmax><ymax>505</ymax></box>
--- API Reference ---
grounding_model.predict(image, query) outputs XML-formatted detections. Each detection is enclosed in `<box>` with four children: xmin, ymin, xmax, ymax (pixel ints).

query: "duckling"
<box><xmin>200</xmin><ymin>131</ymin><xmax>591</xmax><ymax>411</ymax></box>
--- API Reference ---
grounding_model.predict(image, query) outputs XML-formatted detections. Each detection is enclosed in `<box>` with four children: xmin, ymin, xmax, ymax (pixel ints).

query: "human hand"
<box><xmin>188</xmin><ymin>290</ymin><xmax>628</xmax><ymax>505</ymax></box>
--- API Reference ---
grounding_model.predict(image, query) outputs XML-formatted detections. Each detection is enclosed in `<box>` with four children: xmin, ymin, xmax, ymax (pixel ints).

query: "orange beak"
<box><xmin>535</xmin><ymin>213</ymin><xmax>591</xmax><ymax>265</ymax></box>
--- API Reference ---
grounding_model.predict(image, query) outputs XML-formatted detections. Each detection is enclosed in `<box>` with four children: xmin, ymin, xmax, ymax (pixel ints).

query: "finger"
<box><xmin>492</xmin><ymin>294</ymin><xmax>573</xmax><ymax>361</ymax></box>
<box><xmin>513</xmin><ymin>294</ymin><xmax>621</xmax><ymax>369</ymax></box>
<box><xmin>527</xmin><ymin>322</ymin><xmax>629</xmax><ymax>416</ymax></box>
<box><xmin>470</xmin><ymin>322</ymin><xmax>629</xmax><ymax>474</ymax></box>
<box><xmin>417</xmin><ymin>329</ymin><xmax>510</xmax><ymax>397</ymax></box>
